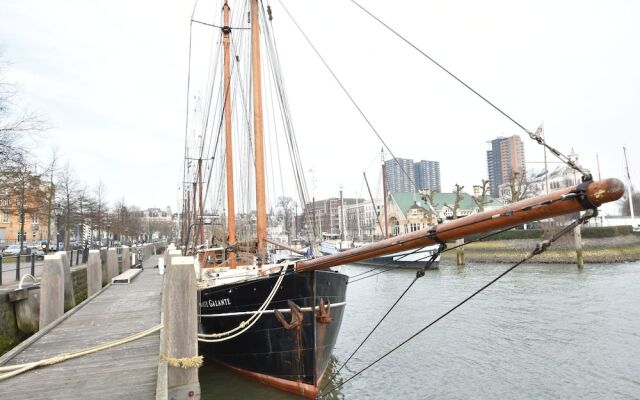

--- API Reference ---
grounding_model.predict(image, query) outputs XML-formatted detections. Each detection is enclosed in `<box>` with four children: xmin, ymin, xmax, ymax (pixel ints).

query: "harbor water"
<box><xmin>200</xmin><ymin>261</ymin><xmax>640</xmax><ymax>399</ymax></box>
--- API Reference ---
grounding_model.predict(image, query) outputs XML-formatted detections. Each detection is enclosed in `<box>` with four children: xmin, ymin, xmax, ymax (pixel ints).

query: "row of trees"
<box><xmin>1</xmin><ymin>59</ymin><xmax>169</xmax><ymax>252</ymax></box>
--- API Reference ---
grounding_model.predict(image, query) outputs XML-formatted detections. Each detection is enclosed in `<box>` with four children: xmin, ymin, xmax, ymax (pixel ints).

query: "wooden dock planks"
<box><xmin>0</xmin><ymin>256</ymin><xmax>164</xmax><ymax>400</ymax></box>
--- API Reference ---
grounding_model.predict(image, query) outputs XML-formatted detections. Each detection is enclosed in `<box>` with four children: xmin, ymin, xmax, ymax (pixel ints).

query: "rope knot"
<box><xmin>162</xmin><ymin>354</ymin><xmax>204</xmax><ymax>369</ymax></box>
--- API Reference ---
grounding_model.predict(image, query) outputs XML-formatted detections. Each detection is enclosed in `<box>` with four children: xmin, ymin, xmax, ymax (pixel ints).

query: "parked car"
<box><xmin>2</xmin><ymin>245</ymin><xmax>22</xmax><ymax>257</ymax></box>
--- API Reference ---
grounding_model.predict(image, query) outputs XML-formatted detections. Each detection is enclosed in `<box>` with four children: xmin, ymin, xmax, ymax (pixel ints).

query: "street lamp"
<box><xmin>107</xmin><ymin>224</ymin><xmax>111</xmax><ymax>247</ymax></box>
<box><xmin>54</xmin><ymin>204</ymin><xmax>63</xmax><ymax>252</ymax></box>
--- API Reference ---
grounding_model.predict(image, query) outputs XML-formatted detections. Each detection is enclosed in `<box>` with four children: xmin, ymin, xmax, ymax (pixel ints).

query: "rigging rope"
<box><xmin>197</xmin><ymin>264</ymin><xmax>288</xmax><ymax>342</ymax></box>
<box><xmin>319</xmin><ymin>209</ymin><xmax>596</xmax><ymax>398</ymax></box>
<box><xmin>346</xmin><ymin>0</ymin><xmax>591</xmax><ymax>180</ymax></box>
<box><xmin>277</xmin><ymin>0</ymin><xmax>438</xmax><ymax>216</ymax></box>
<box><xmin>321</xmin><ymin>245</ymin><xmax>444</xmax><ymax>392</ymax></box>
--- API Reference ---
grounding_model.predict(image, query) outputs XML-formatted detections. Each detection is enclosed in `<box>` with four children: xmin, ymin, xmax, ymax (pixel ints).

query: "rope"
<box><xmin>161</xmin><ymin>354</ymin><xmax>204</xmax><ymax>369</ymax></box>
<box><xmin>0</xmin><ymin>324</ymin><xmax>162</xmax><ymax>381</ymax></box>
<box><xmin>319</xmin><ymin>210</ymin><xmax>595</xmax><ymax>398</ymax></box>
<box><xmin>346</xmin><ymin>0</ymin><xmax>590</xmax><ymax>179</ymax></box>
<box><xmin>197</xmin><ymin>264</ymin><xmax>288</xmax><ymax>342</ymax></box>
<box><xmin>320</xmin><ymin>248</ymin><xmax>443</xmax><ymax>393</ymax></box>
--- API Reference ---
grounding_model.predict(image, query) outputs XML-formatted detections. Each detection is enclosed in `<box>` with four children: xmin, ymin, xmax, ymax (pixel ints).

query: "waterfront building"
<box><xmin>378</xmin><ymin>191</ymin><xmax>503</xmax><ymax>237</ymax></box>
<box><xmin>486</xmin><ymin>135</ymin><xmax>526</xmax><ymax>198</ymax></box>
<box><xmin>0</xmin><ymin>174</ymin><xmax>53</xmax><ymax>246</ymax></box>
<box><xmin>302</xmin><ymin>197</ymin><xmax>364</xmax><ymax>238</ymax></box>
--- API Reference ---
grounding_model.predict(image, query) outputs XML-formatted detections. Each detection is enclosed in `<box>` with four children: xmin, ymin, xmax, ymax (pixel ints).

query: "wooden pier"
<box><xmin>0</xmin><ymin>256</ymin><xmax>165</xmax><ymax>399</ymax></box>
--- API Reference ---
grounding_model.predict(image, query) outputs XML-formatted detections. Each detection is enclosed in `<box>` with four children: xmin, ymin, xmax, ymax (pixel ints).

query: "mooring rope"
<box><xmin>319</xmin><ymin>210</ymin><xmax>595</xmax><ymax>398</ymax></box>
<box><xmin>0</xmin><ymin>324</ymin><xmax>163</xmax><ymax>381</ymax></box>
<box><xmin>197</xmin><ymin>264</ymin><xmax>288</xmax><ymax>342</ymax></box>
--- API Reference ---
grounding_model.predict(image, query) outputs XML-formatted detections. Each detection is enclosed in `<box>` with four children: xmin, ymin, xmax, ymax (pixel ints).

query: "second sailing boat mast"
<box><xmin>251</xmin><ymin>0</ymin><xmax>267</xmax><ymax>263</ymax></box>
<box><xmin>223</xmin><ymin>1</ymin><xmax>237</xmax><ymax>267</ymax></box>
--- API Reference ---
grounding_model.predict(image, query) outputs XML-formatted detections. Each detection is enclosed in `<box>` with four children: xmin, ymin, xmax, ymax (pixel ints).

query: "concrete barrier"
<box><xmin>56</xmin><ymin>251</ymin><xmax>76</xmax><ymax>310</ymax></box>
<box><xmin>106</xmin><ymin>248</ymin><xmax>118</xmax><ymax>281</ymax></box>
<box><xmin>87</xmin><ymin>250</ymin><xmax>102</xmax><ymax>297</ymax></box>
<box><xmin>39</xmin><ymin>255</ymin><xmax>65</xmax><ymax>329</ymax></box>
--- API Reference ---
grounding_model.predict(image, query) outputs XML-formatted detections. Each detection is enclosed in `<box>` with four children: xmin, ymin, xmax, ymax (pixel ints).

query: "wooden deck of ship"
<box><xmin>0</xmin><ymin>256</ymin><xmax>164</xmax><ymax>400</ymax></box>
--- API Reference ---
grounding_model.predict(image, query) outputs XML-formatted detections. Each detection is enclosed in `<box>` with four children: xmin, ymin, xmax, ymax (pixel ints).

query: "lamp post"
<box><xmin>54</xmin><ymin>204</ymin><xmax>63</xmax><ymax>252</ymax></box>
<box><xmin>107</xmin><ymin>224</ymin><xmax>111</xmax><ymax>248</ymax></box>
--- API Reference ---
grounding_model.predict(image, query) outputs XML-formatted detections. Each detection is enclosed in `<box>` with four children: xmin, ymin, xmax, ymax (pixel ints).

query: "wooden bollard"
<box><xmin>121</xmin><ymin>245</ymin><xmax>131</xmax><ymax>271</ymax></box>
<box><xmin>164</xmin><ymin>256</ymin><xmax>201</xmax><ymax>399</ymax></box>
<box><xmin>39</xmin><ymin>254</ymin><xmax>65</xmax><ymax>329</ymax></box>
<box><xmin>456</xmin><ymin>238</ymin><xmax>465</xmax><ymax>266</ymax></box>
<box><xmin>87</xmin><ymin>250</ymin><xmax>102</xmax><ymax>296</ymax></box>
<box><xmin>56</xmin><ymin>251</ymin><xmax>76</xmax><ymax>310</ymax></box>
<box><xmin>574</xmin><ymin>223</ymin><xmax>584</xmax><ymax>268</ymax></box>
<box><xmin>106</xmin><ymin>248</ymin><xmax>118</xmax><ymax>281</ymax></box>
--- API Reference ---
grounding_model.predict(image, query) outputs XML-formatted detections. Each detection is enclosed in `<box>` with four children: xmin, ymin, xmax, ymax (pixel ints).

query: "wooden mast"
<box><xmin>223</xmin><ymin>1</ymin><xmax>237</xmax><ymax>267</ymax></box>
<box><xmin>198</xmin><ymin>158</ymin><xmax>205</xmax><ymax>246</ymax></box>
<box><xmin>296</xmin><ymin>178</ymin><xmax>624</xmax><ymax>272</ymax></box>
<box><xmin>192</xmin><ymin>181</ymin><xmax>198</xmax><ymax>250</ymax></box>
<box><xmin>251</xmin><ymin>0</ymin><xmax>267</xmax><ymax>263</ymax></box>
<box><xmin>381</xmin><ymin>153</ymin><xmax>389</xmax><ymax>238</ymax></box>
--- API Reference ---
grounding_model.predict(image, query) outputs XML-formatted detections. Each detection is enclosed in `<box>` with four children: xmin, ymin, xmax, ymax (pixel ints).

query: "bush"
<box><xmin>581</xmin><ymin>225</ymin><xmax>633</xmax><ymax>238</ymax></box>
<box><xmin>466</xmin><ymin>229</ymin><xmax>544</xmax><ymax>242</ymax></box>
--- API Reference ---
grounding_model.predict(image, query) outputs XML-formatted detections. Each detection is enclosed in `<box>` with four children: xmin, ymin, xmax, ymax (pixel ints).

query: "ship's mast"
<box><xmin>223</xmin><ymin>1</ymin><xmax>237</xmax><ymax>267</ymax></box>
<box><xmin>198</xmin><ymin>158</ymin><xmax>205</xmax><ymax>246</ymax></box>
<box><xmin>251</xmin><ymin>0</ymin><xmax>267</xmax><ymax>263</ymax></box>
<box><xmin>623</xmin><ymin>146</ymin><xmax>636</xmax><ymax>225</ymax></box>
<box><xmin>381</xmin><ymin>151</ymin><xmax>389</xmax><ymax>238</ymax></box>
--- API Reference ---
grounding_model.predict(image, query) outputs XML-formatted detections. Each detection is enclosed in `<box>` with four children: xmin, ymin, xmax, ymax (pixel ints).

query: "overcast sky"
<box><xmin>1</xmin><ymin>0</ymin><xmax>639</xmax><ymax>215</ymax></box>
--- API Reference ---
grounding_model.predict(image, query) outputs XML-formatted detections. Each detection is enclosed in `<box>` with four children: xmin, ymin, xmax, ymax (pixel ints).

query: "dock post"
<box><xmin>87</xmin><ymin>250</ymin><xmax>102</xmax><ymax>297</ymax></box>
<box><xmin>456</xmin><ymin>238</ymin><xmax>465</xmax><ymax>266</ymax></box>
<box><xmin>574</xmin><ymin>223</ymin><xmax>584</xmax><ymax>268</ymax></box>
<box><xmin>106</xmin><ymin>248</ymin><xmax>118</xmax><ymax>281</ymax></box>
<box><xmin>56</xmin><ymin>250</ymin><xmax>76</xmax><ymax>310</ymax></box>
<box><xmin>164</xmin><ymin>256</ymin><xmax>201</xmax><ymax>399</ymax></box>
<box><xmin>39</xmin><ymin>254</ymin><xmax>65</xmax><ymax>329</ymax></box>
<box><xmin>121</xmin><ymin>245</ymin><xmax>131</xmax><ymax>271</ymax></box>
<box><xmin>30</xmin><ymin>253</ymin><xmax>36</xmax><ymax>275</ymax></box>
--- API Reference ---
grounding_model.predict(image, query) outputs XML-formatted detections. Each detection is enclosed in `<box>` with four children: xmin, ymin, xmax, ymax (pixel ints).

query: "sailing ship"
<box><xmin>183</xmin><ymin>1</ymin><xmax>624</xmax><ymax>397</ymax></box>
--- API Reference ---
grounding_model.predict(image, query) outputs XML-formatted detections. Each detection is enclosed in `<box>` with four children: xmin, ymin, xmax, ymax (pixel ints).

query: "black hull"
<box><xmin>199</xmin><ymin>269</ymin><xmax>348</xmax><ymax>397</ymax></box>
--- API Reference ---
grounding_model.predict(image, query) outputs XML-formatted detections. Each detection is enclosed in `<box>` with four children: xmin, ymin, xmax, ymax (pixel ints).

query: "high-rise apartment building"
<box><xmin>486</xmin><ymin>135</ymin><xmax>526</xmax><ymax>198</ymax></box>
<box><xmin>384</xmin><ymin>158</ymin><xmax>415</xmax><ymax>193</ymax></box>
<box><xmin>414</xmin><ymin>160</ymin><xmax>441</xmax><ymax>192</ymax></box>
<box><xmin>383</xmin><ymin>158</ymin><xmax>441</xmax><ymax>193</ymax></box>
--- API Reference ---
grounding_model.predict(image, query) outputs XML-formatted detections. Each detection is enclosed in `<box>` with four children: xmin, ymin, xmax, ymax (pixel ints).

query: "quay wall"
<box><xmin>441</xmin><ymin>235</ymin><xmax>640</xmax><ymax>264</ymax></box>
<box><xmin>0</xmin><ymin>264</ymin><xmax>90</xmax><ymax>355</ymax></box>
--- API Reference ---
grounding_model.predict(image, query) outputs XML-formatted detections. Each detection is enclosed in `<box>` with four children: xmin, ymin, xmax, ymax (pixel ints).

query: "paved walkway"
<box><xmin>0</xmin><ymin>256</ymin><xmax>164</xmax><ymax>399</ymax></box>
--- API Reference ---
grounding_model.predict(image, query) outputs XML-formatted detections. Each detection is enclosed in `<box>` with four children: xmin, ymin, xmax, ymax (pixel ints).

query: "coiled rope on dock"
<box><xmin>197</xmin><ymin>264</ymin><xmax>287</xmax><ymax>343</ymax></box>
<box><xmin>0</xmin><ymin>324</ymin><xmax>163</xmax><ymax>382</ymax></box>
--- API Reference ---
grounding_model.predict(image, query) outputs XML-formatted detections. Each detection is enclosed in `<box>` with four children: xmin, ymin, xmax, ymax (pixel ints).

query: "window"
<box><xmin>1</xmin><ymin>211</ymin><xmax>9</xmax><ymax>223</ymax></box>
<box><xmin>32</xmin><ymin>212</ymin><xmax>39</xmax><ymax>224</ymax></box>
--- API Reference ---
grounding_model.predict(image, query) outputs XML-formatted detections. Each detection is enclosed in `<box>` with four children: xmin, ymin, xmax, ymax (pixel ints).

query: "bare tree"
<box><xmin>472</xmin><ymin>179</ymin><xmax>490</xmax><ymax>212</ymax></box>
<box><xmin>0</xmin><ymin>57</ymin><xmax>46</xmax><ymax>162</ymax></box>
<box><xmin>276</xmin><ymin>196</ymin><xmax>296</xmax><ymax>241</ymax></box>
<box><xmin>504</xmin><ymin>171</ymin><xmax>539</xmax><ymax>203</ymax></box>
<box><xmin>443</xmin><ymin>184</ymin><xmax>465</xmax><ymax>219</ymax></box>
<box><xmin>44</xmin><ymin>149</ymin><xmax>58</xmax><ymax>252</ymax></box>
<box><xmin>0</xmin><ymin>154</ymin><xmax>48</xmax><ymax>264</ymax></box>
<box><xmin>56</xmin><ymin>162</ymin><xmax>78</xmax><ymax>250</ymax></box>
<box><xmin>90</xmin><ymin>180</ymin><xmax>108</xmax><ymax>245</ymax></box>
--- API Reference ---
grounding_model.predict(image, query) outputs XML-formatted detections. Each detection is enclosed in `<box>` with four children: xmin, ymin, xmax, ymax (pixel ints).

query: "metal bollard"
<box><xmin>31</xmin><ymin>254</ymin><xmax>36</xmax><ymax>275</ymax></box>
<box><xmin>15</xmin><ymin>254</ymin><xmax>21</xmax><ymax>282</ymax></box>
<box><xmin>76</xmin><ymin>249</ymin><xmax>80</xmax><ymax>265</ymax></box>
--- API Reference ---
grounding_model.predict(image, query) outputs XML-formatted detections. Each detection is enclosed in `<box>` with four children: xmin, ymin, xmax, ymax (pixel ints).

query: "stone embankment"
<box><xmin>441</xmin><ymin>235</ymin><xmax>640</xmax><ymax>264</ymax></box>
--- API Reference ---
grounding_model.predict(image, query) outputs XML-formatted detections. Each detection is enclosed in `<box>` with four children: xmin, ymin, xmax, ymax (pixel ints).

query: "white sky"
<box><xmin>1</xmin><ymin>0</ymin><xmax>639</xmax><ymax>213</ymax></box>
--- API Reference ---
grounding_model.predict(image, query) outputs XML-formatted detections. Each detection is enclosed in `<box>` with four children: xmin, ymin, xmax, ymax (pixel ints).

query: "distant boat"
<box><xmin>320</xmin><ymin>234</ymin><xmax>440</xmax><ymax>269</ymax></box>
